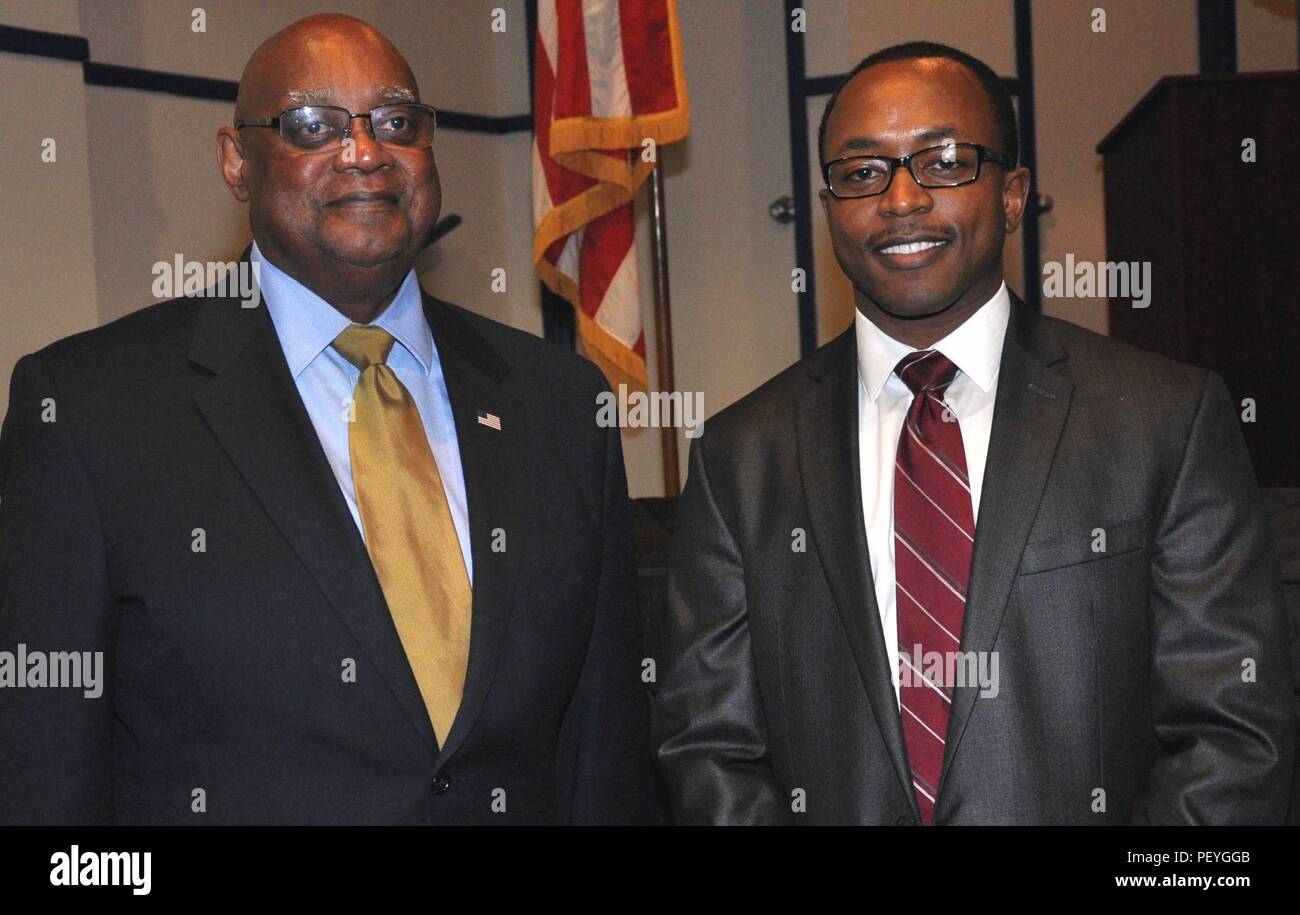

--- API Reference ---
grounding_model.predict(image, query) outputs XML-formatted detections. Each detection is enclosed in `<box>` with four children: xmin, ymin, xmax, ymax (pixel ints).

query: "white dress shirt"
<box><xmin>855</xmin><ymin>282</ymin><xmax>1011</xmax><ymax>706</ymax></box>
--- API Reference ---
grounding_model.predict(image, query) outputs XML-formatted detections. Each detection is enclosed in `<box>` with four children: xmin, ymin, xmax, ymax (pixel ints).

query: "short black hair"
<box><xmin>817</xmin><ymin>41</ymin><xmax>1018</xmax><ymax>173</ymax></box>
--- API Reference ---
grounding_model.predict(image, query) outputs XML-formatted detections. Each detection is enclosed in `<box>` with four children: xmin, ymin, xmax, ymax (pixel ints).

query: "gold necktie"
<box><xmin>332</xmin><ymin>324</ymin><xmax>472</xmax><ymax>745</ymax></box>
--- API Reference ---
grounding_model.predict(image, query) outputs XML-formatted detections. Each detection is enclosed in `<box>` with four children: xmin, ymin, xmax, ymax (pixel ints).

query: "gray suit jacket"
<box><xmin>650</xmin><ymin>292</ymin><xmax>1295</xmax><ymax>824</ymax></box>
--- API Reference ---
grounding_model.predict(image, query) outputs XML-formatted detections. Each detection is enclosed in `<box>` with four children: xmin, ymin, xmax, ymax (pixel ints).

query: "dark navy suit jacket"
<box><xmin>0</xmin><ymin>270</ymin><xmax>654</xmax><ymax>824</ymax></box>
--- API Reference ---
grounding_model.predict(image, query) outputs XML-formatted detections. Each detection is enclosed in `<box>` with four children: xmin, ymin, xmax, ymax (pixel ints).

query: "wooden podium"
<box><xmin>1097</xmin><ymin>72</ymin><xmax>1299</xmax><ymax>486</ymax></box>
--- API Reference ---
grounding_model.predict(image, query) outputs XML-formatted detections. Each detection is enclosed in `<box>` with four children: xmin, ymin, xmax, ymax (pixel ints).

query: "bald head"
<box><xmin>234</xmin><ymin>14</ymin><xmax>420</xmax><ymax>125</ymax></box>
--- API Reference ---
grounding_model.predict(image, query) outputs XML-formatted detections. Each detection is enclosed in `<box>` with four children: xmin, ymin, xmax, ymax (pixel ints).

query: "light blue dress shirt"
<box><xmin>252</xmin><ymin>241</ymin><xmax>473</xmax><ymax>582</ymax></box>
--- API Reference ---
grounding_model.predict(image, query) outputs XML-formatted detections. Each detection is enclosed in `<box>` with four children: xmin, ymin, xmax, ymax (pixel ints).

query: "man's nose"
<box><xmin>879</xmin><ymin>165</ymin><xmax>932</xmax><ymax>217</ymax></box>
<box><xmin>337</xmin><ymin>115</ymin><xmax>392</xmax><ymax>169</ymax></box>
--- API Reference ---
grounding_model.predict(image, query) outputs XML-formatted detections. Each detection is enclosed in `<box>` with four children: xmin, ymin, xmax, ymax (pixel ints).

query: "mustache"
<box><xmin>864</xmin><ymin>225</ymin><xmax>956</xmax><ymax>249</ymax></box>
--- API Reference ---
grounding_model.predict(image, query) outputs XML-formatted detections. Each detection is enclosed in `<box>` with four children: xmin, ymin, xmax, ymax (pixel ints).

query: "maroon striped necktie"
<box><xmin>892</xmin><ymin>350</ymin><xmax>974</xmax><ymax>825</ymax></box>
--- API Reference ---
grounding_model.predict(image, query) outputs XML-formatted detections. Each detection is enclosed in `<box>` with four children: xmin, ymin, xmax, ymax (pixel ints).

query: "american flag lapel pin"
<box><xmin>476</xmin><ymin>410</ymin><xmax>502</xmax><ymax>431</ymax></box>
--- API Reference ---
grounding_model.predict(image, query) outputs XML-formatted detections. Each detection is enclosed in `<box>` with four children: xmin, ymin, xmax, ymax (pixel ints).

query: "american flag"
<box><xmin>476</xmin><ymin>410</ymin><xmax>502</xmax><ymax>431</ymax></box>
<box><xmin>532</xmin><ymin>0</ymin><xmax>689</xmax><ymax>390</ymax></box>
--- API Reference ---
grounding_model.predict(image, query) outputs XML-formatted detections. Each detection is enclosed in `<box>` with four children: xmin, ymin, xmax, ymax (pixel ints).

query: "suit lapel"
<box><xmin>189</xmin><ymin>273</ymin><xmax>530</xmax><ymax>764</ymax></box>
<box><xmin>796</xmin><ymin>328</ymin><xmax>918</xmax><ymax>817</ymax></box>
<box><xmin>421</xmin><ymin>293</ymin><xmax>529</xmax><ymax>769</ymax></box>
<box><xmin>189</xmin><ymin>287</ymin><xmax>439</xmax><ymax>750</ymax></box>
<box><xmin>938</xmin><ymin>292</ymin><xmax>1072</xmax><ymax>797</ymax></box>
<box><xmin>797</xmin><ymin>294</ymin><xmax>1074</xmax><ymax>819</ymax></box>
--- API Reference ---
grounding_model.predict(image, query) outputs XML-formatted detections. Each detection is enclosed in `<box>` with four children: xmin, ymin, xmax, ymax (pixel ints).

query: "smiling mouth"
<box><xmin>878</xmin><ymin>239</ymin><xmax>948</xmax><ymax>255</ymax></box>
<box><xmin>872</xmin><ymin>237</ymin><xmax>951</xmax><ymax>269</ymax></box>
<box><xmin>329</xmin><ymin>193</ymin><xmax>398</xmax><ymax>207</ymax></box>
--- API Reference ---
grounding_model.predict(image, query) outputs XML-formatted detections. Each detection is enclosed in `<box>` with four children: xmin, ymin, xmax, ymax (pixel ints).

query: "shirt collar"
<box><xmin>252</xmin><ymin>241</ymin><xmax>432</xmax><ymax>378</ymax></box>
<box><xmin>854</xmin><ymin>280</ymin><xmax>1011</xmax><ymax>403</ymax></box>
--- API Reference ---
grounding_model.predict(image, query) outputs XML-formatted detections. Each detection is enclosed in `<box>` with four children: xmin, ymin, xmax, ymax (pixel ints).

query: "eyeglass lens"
<box><xmin>279</xmin><ymin>105</ymin><xmax>435</xmax><ymax>150</ymax></box>
<box><xmin>828</xmin><ymin>145</ymin><xmax>980</xmax><ymax>196</ymax></box>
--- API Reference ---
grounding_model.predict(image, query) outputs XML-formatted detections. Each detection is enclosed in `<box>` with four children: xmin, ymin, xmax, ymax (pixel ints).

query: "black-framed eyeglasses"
<box><xmin>235</xmin><ymin>103</ymin><xmax>438</xmax><ymax>152</ymax></box>
<box><xmin>822</xmin><ymin>142</ymin><xmax>1013</xmax><ymax>199</ymax></box>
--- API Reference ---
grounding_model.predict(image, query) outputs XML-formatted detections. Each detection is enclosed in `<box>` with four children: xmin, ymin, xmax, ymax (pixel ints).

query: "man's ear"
<box><xmin>818</xmin><ymin>187</ymin><xmax>831</xmax><ymax>219</ymax></box>
<box><xmin>216</xmin><ymin>127</ymin><xmax>251</xmax><ymax>202</ymax></box>
<box><xmin>1001</xmin><ymin>166</ymin><xmax>1031</xmax><ymax>233</ymax></box>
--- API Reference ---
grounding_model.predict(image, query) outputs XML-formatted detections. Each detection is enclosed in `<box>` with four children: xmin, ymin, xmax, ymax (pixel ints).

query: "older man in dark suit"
<box><xmin>0</xmin><ymin>13</ymin><xmax>653</xmax><ymax>825</ymax></box>
<box><xmin>650</xmin><ymin>41</ymin><xmax>1294</xmax><ymax>825</ymax></box>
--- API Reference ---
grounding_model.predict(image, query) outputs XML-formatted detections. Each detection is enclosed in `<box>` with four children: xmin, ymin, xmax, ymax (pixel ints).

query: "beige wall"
<box><xmin>1238</xmin><ymin>0</ymin><xmax>1298</xmax><ymax>71</ymax></box>
<box><xmin>75</xmin><ymin>0</ymin><xmax>530</xmax><ymax>114</ymax></box>
<box><xmin>1031</xmin><ymin>0</ymin><xmax>1199</xmax><ymax>334</ymax></box>
<box><xmin>638</xmin><ymin>0</ymin><xmax>798</xmax><ymax>493</ymax></box>
<box><xmin>0</xmin><ymin>1</ymin><xmax>100</xmax><ymax>413</ymax></box>
<box><xmin>1</xmin><ymin>0</ymin><xmax>1295</xmax><ymax>493</ymax></box>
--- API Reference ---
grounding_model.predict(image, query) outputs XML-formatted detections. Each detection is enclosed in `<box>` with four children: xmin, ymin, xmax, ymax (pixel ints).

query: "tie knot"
<box><xmin>895</xmin><ymin>349</ymin><xmax>959</xmax><ymax>395</ymax></box>
<box><xmin>332</xmin><ymin>324</ymin><xmax>395</xmax><ymax>371</ymax></box>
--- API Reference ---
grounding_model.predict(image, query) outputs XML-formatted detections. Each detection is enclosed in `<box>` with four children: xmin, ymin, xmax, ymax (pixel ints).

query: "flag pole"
<box><xmin>648</xmin><ymin>161</ymin><xmax>680</xmax><ymax>498</ymax></box>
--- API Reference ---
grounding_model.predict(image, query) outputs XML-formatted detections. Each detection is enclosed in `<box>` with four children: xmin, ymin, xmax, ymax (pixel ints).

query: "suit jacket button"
<box><xmin>432</xmin><ymin>773</ymin><xmax>451</xmax><ymax>795</ymax></box>
<box><xmin>894</xmin><ymin>815</ymin><xmax>918</xmax><ymax>826</ymax></box>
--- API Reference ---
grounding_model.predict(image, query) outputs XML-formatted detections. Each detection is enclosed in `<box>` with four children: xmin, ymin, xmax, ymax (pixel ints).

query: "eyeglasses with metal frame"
<box><xmin>234</xmin><ymin>103</ymin><xmax>438</xmax><ymax>152</ymax></box>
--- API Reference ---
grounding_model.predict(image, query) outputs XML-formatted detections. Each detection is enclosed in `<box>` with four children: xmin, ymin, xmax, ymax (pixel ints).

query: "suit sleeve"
<box><xmin>0</xmin><ymin>353</ymin><xmax>117</xmax><ymax>824</ymax></box>
<box><xmin>1133</xmin><ymin>369</ymin><xmax>1296</xmax><ymax>824</ymax></box>
<box><xmin>650</xmin><ymin>432</ymin><xmax>790</xmax><ymax>824</ymax></box>
<box><xmin>554</xmin><ymin>375</ymin><xmax>656</xmax><ymax>825</ymax></box>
